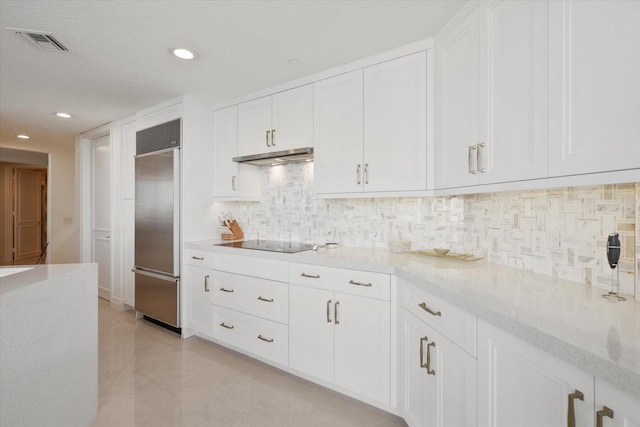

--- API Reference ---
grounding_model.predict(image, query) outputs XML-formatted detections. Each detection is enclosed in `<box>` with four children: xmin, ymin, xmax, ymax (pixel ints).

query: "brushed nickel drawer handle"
<box><xmin>266</xmin><ymin>130</ymin><xmax>271</xmax><ymax>147</ymax></box>
<box><xmin>568</xmin><ymin>390</ymin><xmax>584</xmax><ymax>427</ymax></box>
<box><xmin>257</xmin><ymin>296</ymin><xmax>274</xmax><ymax>302</ymax></box>
<box><xmin>418</xmin><ymin>302</ymin><xmax>441</xmax><ymax>317</ymax></box>
<box><xmin>356</xmin><ymin>164</ymin><xmax>361</xmax><ymax>185</ymax></box>
<box><xmin>596</xmin><ymin>406</ymin><xmax>614</xmax><ymax>427</ymax></box>
<box><xmin>301</xmin><ymin>273</ymin><xmax>320</xmax><ymax>279</ymax></box>
<box><xmin>349</xmin><ymin>279</ymin><xmax>372</xmax><ymax>287</ymax></box>
<box><xmin>477</xmin><ymin>142</ymin><xmax>486</xmax><ymax>173</ymax></box>
<box><xmin>364</xmin><ymin>163</ymin><xmax>369</xmax><ymax>184</ymax></box>
<box><xmin>219</xmin><ymin>287</ymin><xmax>234</xmax><ymax>293</ymax></box>
<box><xmin>271</xmin><ymin>129</ymin><xmax>276</xmax><ymax>146</ymax></box>
<box><xmin>468</xmin><ymin>145</ymin><xmax>477</xmax><ymax>174</ymax></box>
<box><xmin>220</xmin><ymin>322</ymin><xmax>234</xmax><ymax>329</ymax></box>
<box><xmin>231</xmin><ymin>175</ymin><xmax>236</xmax><ymax>191</ymax></box>
<box><xmin>426</xmin><ymin>341</ymin><xmax>436</xmax><ymax>375</ymax></box>
<box><xmin>257</xmin><ymin>334</ymin><xmax>274</xmax><ymax>343</ymax></box>
<box><xmin>334</xmin><ymin>301</ymin><xmax>340</xmax><ymax>325</ymax></box>
<box><xmin>419</xmin><ymin>336</ymin><xmax>429</xmax><ymax>369</ymax></box>
<box><xmin>326</xmin><ymin>299</ymin><xmax>332</xmax><ymax>323</ymax></box>
<box><xmin>191</xmin><ymin>256</ymin><xmax>204</xmax><ymax>260</ymax></box>
<box><xmin>204</xmin><ymin>275</ymin><xmax>210</xmax><ymax>292</ymax></box>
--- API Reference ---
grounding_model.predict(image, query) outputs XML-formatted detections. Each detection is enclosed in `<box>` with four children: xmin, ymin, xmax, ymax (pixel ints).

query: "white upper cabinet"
<box><xmin>237</xmin><ymin>84</ymin><xmax>313</xmax><ymax>157</ymax></box>
<box><xmin>213</xmin><ymin>106</ymin><xmax>238</xmax><ymax>198</ymax></box>
<box><xmin>314</xmin><ymin>51</ymin><xmax>429</xmax><ymax>196</ymax></box>
<box><xmin>364</xmin><ymin>51</ymin><xmax>428</xmax><ymax>192</ymax></box>
<box><xmin>548</xmin><ymin>0</ymin><xmax>640</xmax><ymax>176</ymax></box>
<box><xmin>436</xmin><ymin>1</ymin><xmax>548</xmax><ymax>189</ymax></box>
<box><xmin>121</xmin><ymin>118</ymin><xmax>137</xmax><ymax>200</ymax></box>
<box><xmin>314</xmin><ymin>70</ymin><xmax>364</xmax><ymax>194</ymax></box>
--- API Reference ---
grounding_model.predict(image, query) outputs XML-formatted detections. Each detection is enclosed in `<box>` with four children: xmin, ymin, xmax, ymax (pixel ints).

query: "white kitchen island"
<box><xmin>0</xmin><ymin>263</ymin><xmax>98</xmax><ymax>427</ymax></box>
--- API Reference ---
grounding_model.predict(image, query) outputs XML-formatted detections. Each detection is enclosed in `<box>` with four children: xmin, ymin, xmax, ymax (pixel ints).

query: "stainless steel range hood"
<box><xmin>232</xmin><ymin>147</ymin><xmax>313</xmax><ymax>166</ymax></box>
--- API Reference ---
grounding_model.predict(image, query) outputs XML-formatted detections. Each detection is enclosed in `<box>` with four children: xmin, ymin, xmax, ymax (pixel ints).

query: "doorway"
<box><xmin>0</xmin><ymin>160</ymin><xmax>48</xmax><ymax>266</ymax></box>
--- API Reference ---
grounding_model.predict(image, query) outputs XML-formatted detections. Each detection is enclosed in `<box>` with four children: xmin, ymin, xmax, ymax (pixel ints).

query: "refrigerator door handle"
<box><xmin>132</xmin><ymin>268</ymin><xmax>177</xmax><ymax>282</ymax></box>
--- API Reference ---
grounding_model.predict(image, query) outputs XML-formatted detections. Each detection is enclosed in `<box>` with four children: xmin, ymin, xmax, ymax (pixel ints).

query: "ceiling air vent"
<box><xmin>14</xmin><ymin>30</ymin><xmax>68</xmax><ymax>52</ymax></box>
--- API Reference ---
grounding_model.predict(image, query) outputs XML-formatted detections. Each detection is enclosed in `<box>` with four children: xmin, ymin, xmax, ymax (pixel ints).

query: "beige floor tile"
<box><xmin>92</xmin><ymin>300</ymin><xmax>405</xmax><ymax>426</ymax></box>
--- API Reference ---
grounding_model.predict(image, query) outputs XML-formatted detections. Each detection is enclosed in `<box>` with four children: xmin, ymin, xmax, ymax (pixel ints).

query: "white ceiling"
<box><xmin>0</xmin><ymin>0</ymin><xmax>465</xmax><ymax>147</ymax></box>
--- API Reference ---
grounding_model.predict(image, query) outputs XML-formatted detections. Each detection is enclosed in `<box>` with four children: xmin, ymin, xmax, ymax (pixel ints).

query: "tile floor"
<box><xmin>93</xmin><ymin>299</ymin><xmax>406</xmax><ymax>426</ymax></box>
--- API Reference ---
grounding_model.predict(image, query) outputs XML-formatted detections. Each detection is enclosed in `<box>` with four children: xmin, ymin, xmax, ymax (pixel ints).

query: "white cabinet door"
<box><xmin>213</xmin><ymin>106</ymin><xmax>239</xmax><ymax>197</ymax></box>
<box><xmin>121</xmin><ymin>118</ymin><xmax>137</xmax><ymax>200</ymax></box>
<box><xmin>237</xmin><ymin>96</ymin><xmax>272</xmax><ymax>157</ymax></box>
<box><xmin>289</xmin><ymin>285</ymin><xmax>334</xmax><ymax>384</ymax></box>
<box><xmin>271</xmin><ymin>84</ymin><xmax>314</xmax><ymax>152</ymax></box>
<box><xmin>436</xmin><ymin>9</ymin><xmax>482</xmax><ymax>189</ymax></box>
<box><xmin>184</xmin><ymin>265</ymin><xmax>212</xmax><ymax>335</ymax></box>
<box><xmin>122</xmin><ymin>199</ymin><xmax>135</xmax><ymax>307</ymax></box>
<box><xmin>478</xmin><ymin>0</ymin><xmax>547</xmax><ymax>184</ymax></box>
<box><xmin>548</xmin><ymin>0</ymin><xmax>640</xmax><ymax>176</ymax></box>
<box><xmin>478</xmin><ymin>320</ymin><xmax>594</xmax><ymax>427</ymax></box>
<box><xmin>334</xmin><ymin>292</ymin><xmax>390</xmax><ymax>405</ymax></box>
<box><xmin>314</xmin><ymin>70</ymin><xmax>364</xmax><ymax>194</ymax></box>
<box><xmin>364</xmin><ymin>51</ymin><xmax>427</xmax><ymax>192</ymax></box>
<box><xmin>401</xmin><ymin>309</ymin><xmax>476</xmax><ymax>427</ymax></box>
<box><xmin>595</xmin><ymin>379</ymin><xmax>640</xmax><ymax>427</ymax></box>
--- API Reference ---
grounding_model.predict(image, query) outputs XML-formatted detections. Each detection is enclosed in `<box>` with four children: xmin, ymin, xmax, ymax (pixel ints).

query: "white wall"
<box><xmin>0</xmin><ymin>139</ymin><xmax>79</xmax><ymax>264</ymax></box>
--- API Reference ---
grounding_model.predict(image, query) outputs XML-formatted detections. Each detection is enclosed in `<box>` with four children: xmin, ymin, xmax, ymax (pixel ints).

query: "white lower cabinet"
<box><xmin>289</xmin><ymin>284</ymin><xmax>391</xmax><ymax>405</ymax></box>
<box><xmin>595</xmin><ymin>379</ymin><xmax>640</xmax><ymax>427</ymax></box>
<box><xmin>478</xmin><ymin>320</ymin><xmax>594</xmax><ymax>427</ymax></box>
<box><xmin>183</xmin><ymin>265</ymin><xmax>212</xmax><ymax>336</ymax></box>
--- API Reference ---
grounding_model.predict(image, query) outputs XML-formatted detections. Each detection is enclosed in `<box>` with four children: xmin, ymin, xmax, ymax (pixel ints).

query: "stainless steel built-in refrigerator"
<box><xmin>134</xmin><ymin>118</ymin><xmax>181</xmax><ymax>329</ymax></box>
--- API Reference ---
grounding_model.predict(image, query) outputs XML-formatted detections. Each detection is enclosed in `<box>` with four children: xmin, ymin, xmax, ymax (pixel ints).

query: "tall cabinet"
<box><xmin>436</xmin><ymin>0</ymin><xmax>548</xmax><ymax>189</ymax></box>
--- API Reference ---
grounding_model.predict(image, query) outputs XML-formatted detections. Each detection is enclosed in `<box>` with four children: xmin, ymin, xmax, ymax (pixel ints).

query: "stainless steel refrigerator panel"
<box><xmin>134</xmin><ymin>149</ymin><xmax>180</xmax><ymax>276</ymax></box>
<box><xmin>134</xmin><ymin>270</ymin><xmax>179</xmax><ymax>327</ymax></box>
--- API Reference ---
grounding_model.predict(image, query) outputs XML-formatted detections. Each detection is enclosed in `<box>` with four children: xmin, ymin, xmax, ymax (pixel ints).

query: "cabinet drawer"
<box><xmin>212</xmin><ymin>253</ymin><xmax>288</xmax><ymax>282</ymax></box>
<box><xmin>185</xmin><ymin>249</ymin><xmax>214</xmax><ymax>268</ymax></box>
<box><xmin>211</xmin><ymin>306</ymin><xmax>288</xmax><ymax>366</ymax></box>
<box><xmin>401</xmin><ymin>280</ymin><xmax>476</xmax><ymax>357</ymax></box>
<box><xmin>212</xmin><ymin>271</ymin><xmax>288</xmax><ymax>324</ymax></box>
<box><xmin>289</xmin><ymin>263</ymin><xmax>390</xmax><ymax>301</ymax></box>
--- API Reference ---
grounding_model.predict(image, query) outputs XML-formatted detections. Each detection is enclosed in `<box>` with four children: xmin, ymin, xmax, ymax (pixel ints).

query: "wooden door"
<box><xmin>14</xmin><ymin>168</ymin><xmax>45</xmax><ymax>263</ymax></box>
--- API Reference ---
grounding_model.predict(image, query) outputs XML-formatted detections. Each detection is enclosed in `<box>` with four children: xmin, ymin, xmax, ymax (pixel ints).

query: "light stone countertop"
<box><xmin>0</xmin><ymin>263</ymin><xmax>97</xmax><ymax>294</ymax></box>
<box><xmin>186</xmin><ymin>240</ymin><xmax>640</xmax><ymax>398</ymax></box>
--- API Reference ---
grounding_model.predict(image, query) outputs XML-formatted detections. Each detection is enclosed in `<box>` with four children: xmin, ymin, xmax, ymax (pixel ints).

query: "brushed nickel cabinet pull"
<box><xmin>596</xmin><ymin>407</ymin><xmax>614</xmax><ymax>427</ymax></box>
<box><xmin>568</xmin><ymin>389</ymin><xmax>584</xmax><ymax>427</ymax></box>
<box><xmin>204</xmin><ymin>275</ymin><xmax>210</xmax><ymax>292</ymax></box>
<box><xmin>364</xmin><ymin>163</ymin><xmax>369</xmax><ymax>184</ymax></box>
<box><xmin>271</xmin><ymin>129</ymin><xmax>276</xmax><ymax>146</ymax></box>
<box><xmin>191</xmin><ymin>256</ymin><xmax>204</xmax><ymax>260</ymax></box>
<box><xmin>301</xmin><ymin>273</ymin><xmax>320</xmax><ymax>279</ymax></box>
<box><xmin>357</xmin><ymin>164</ymin><xmax>361</xmax><ymax>185</ymax></box>
<box><xmin>468</xmin><ymin>145</ymin><xmax>477</xmax><ymax>174</ymax></box>
<box><xmin>257</xmin><ymin>296</ymin><xmax>274</xmax><ymax>302</ymax></box>
<box><xmin>349</xmin><ymin>279</ymin><xmax>372</xmax><ymax>287</ymax></box>
<box><xmin>327</xmin><ymin>299</ymin><xmax>332</xmax><ymax>323</ymax></box>
<box><xmin>219</xmin><ymin>287</ymin><xmax>234</xmax><ymax>293</ymax></box>
<box><xmin>418</xmin><ymin>302</ymin><xmax>442</xmax><ymax>317</ymax></box>
<box><xmin>334</xmin><ymin>301</ymin><xmax>340</xmax><ymax>325</ymax></box>
<box><xmin>266</xmin><ymin>130</ymin><xmax>271</xmax><ymax>147</ymax></box>
<box><xmin>231</xmin><ymin>175</ymin><xmax>236</xmax><ymax>191</ymax></box>
<box><xmin>426</xmin><ymin>341</ymin><xmax>436</xmax><ymax>375</ymax></box>
<box><xmin>477</xmin><ymin>142</ymin><xmax>486</xmax><ymax>173</ymax></box>
<box><xmin>257</xmin><ymin>334</ymin><xmax>274</xmax><ymax>343</ymax></box>
<box><xmin>419</xmin><ymin>337</ymin><xmax>429</xmax><ymax>369</ymax></box>
<box><xmin>220</xmin><ymin>322</ymin><xmax>234</xmax><ymax>329</ymax></box>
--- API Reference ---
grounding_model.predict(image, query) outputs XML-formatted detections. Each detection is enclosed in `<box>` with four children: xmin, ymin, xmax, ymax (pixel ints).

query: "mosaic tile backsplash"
<box><xmin>214</xmin><ymin>162</ymin><xmax>639</xmax><ymax>300</ymax></box>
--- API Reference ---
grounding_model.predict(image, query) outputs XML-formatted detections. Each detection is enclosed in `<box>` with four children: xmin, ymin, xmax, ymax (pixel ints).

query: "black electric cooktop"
<box><xmin>215</xmin><ymin>239</ymin><xmax>314</xmax><ymax>254</ymax></box>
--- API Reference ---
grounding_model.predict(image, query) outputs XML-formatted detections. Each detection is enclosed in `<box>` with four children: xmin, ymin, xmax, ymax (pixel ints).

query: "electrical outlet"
<box><xmin>63</xmin><ymin>217</ymin><xmax>72</xmax><ymax>224</ymax></box>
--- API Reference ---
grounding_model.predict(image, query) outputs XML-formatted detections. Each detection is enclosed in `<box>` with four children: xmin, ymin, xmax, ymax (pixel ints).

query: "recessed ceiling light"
<box><xmin>55</xmin><ymin>112</ymin><xmax>72</xmax><ymax>118</ymax></box>
<box><xmin>172</xmin><ymin>48</ymin><xmax>196</xmax><ymax>60</ymax></box>
<box><xmin>17</xmin><ymin>134</ymin><xmax>30</xmax><ymax>139</ymax></box>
